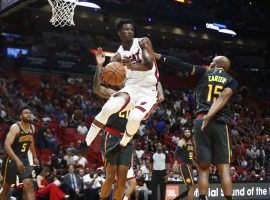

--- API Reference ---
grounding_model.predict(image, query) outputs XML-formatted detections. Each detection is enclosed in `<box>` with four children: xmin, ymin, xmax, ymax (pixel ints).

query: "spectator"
<box><xmin>230</xmin><ymin>167</ymin><xmax>239</xmax><ymax>182</ymax></box>
<box><xmin>135</xmin><ymin>145</ymin><xmax>145</xmax><ymax>160</ymax></box>
<box><xmin>77</xmin><ymin>121</ymin><xmax>88</xmax><ymax>135</ymax></box>
<box><xmin>193</xmin><ymin>169</ymin><xmax>199</xmax><ymax>182</ymax></box>
<box><xmin>240</xmin><ymin>156</ymin><xmax>248</xmax><ymax>168</ymax></box>
<box><xmin>45</xmin><ymin>128</ymin><xmax>58</xmax><ymax>151</ymax></box>
<box><xmin>239</xmin><ymin>171</ymin><xmax>248</xmax><ymax>181</ymax></box>
<box><xmin>64</xmin><ymin>149</ymin><xmax>76</xmax><ymax>166</ymax></box>
<box><xmin>83</xmin><ymin>168</ymin><xmax>104</xmax><ymax>200</ymax></box>
<box><xmin>50</xmin><ymin>151</ymin><xmax>67</xmax><ymax>171</ymax></box>
<box><xmin>140</xmin><ymin>159</ymin><xmax>151</xmax><ymax>175</ymax></box>
<box><xmin>63</xmin><ymin>164</ymin><xmax>82</xmax><ymax>199</ymax></box>
<box><xmin>247</xmin><ymin>170</ymin><xmax>260</xmax><ymax>181</ymax></box>
<box><xmin>36</xmin><ymin>122</ymin><xmax>48</xmax><ymax>149</ymax></box>
<box><xmin>36</xmin><ymin>166</ymin><xmax>68</xmax><ymax>200</ymax></box>
<box><xmin>75</xmin><ymin>154</ymin><xmax>88</xmax><ymax>168</ymax></box>
<box><xmin>135</xmin><ymin>170</ymin><xmax>151</xmax><ymax>200</ymax></box>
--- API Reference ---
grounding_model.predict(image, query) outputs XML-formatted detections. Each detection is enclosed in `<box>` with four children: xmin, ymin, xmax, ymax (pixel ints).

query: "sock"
<box><xmin>85</xmin><ymin>123</ymin><xmax>101</xmax><ymax>146</ymax></box>
<box><xmin>199</xmin><ymin>195</ymin><xmax>208</xmax><ymax>200</ymax></box>
<box><xmin>120</xmin><ymin>108</ymin><xmax>145</xmax><ymax>146</ymax></box>
<box><xmin>224</xmin><ymin>196</ymin><xmax>233</xmax><ymax>200</ymax></box>
<box><xmin>119</xmin><ymin>132</ymin><xmax>133</xmax><ymax>147</ymax></box>
<box><xmin>123</xmin><ymin>196</ymin><xmax>129</xmax><ymax>200</ymax></box>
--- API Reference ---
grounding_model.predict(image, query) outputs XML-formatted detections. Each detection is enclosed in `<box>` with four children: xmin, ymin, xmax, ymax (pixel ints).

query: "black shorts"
<box><xmin>179</xmin><ymin>164</ymin><xmax>194</xmax><ymax>186</ymax></box>
<box><xmin>1</xmin><ymin>157</ymin><xmax>32</xmax><ymax>184</ymax></box>
<box><xmin>194</xmin><ymin>117</ymin><xmax>231</xmax><ymax>164</ymax></box>
<box><xmin>101</xmin><ymin>131</ymin><xmax>133</xmax><ymax>166</ymax></box>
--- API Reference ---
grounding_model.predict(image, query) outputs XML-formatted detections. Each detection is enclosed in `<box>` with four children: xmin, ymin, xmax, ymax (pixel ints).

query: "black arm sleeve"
<box><xmin>160</xmin><ymin>55</ymin><xmax>206</xmax><ymax>76</ymax></box>
<box><xmin>226</xmin><ymin>78</ymin><xmax>238</xmax><ymax>93</ymax></box>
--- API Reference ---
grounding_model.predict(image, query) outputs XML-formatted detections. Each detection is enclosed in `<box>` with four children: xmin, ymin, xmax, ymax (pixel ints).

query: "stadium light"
<box><xmin>76</xmin><ymin>2</ymin><xmax>101</xmax><ymax>9</ymax></box>
<box><xmin>206</xmin><ymin>23</ymin><xmax>237</xmax><ymax>36</ymax></box>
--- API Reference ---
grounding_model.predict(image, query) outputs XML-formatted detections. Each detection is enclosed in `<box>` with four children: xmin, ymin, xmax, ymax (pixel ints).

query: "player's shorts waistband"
<box><xmin>105</xmin><ymin>127</ymin><xmax>124</xmax><ymax>137</ymax></box>
<box><xmin>196</xmin><ymin>113</ymin><xmax>206</xmax><ymax>118</ymax></box>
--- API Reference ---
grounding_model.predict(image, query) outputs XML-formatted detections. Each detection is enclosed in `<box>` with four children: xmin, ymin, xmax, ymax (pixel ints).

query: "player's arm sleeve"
<box><xmin>159</xmin><ymin>54</ymin><xmax>206</xmax><ymax>76</ymax></box>
<box><xmin>225</xmin><ymin>78</ymin><xmax>238</xmax><ymax>93</ymax></box>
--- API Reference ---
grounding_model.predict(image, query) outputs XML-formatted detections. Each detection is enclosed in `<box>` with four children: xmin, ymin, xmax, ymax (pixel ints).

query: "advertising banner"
<box><xmin>168</xmin><ymin>182</ymin><xmax>270</xmax><ymax>199</ymax></box>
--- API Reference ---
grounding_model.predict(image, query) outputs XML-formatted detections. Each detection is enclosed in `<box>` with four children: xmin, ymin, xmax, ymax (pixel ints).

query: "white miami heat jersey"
<box><xmin>117</xmin><ymin>38</ymin><xmax>159</xmax><ymax>89</ymax></box>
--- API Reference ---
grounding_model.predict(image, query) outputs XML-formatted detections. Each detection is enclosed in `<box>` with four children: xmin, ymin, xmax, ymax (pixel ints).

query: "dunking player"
<box><xmin>148</xmin><ymin>45</ymin><xmax>238</xmax><ymax>200</ymax></box>
<box><xmin>174</xmin><ymin>129</ymin><xmax>198</xmax><ymax>200</ymax></box>
<box><xmin>0</xmin><ymin>106</ymin><xmax>39</xmax><ymax>200</ymax></box>
<box><xmin>82</xmin><ymin>19</ymin><xmax>159</xmax><ymax>158</ymax></box>
<box><xmin>78</xmin><ymin>48</ymin><xmax>163</xmax><ymax>200</ymax></box>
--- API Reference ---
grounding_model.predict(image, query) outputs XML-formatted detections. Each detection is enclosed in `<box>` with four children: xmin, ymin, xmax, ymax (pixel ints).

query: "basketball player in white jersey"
<box><xmin>81</xmin><ymin>19</ymin><xmax>159</xmax><ymax>158</ymax></box>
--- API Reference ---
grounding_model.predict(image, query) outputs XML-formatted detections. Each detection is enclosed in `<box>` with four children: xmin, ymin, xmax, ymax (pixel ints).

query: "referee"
<box><xmin>150</xmin><ymin>142</ymin><xmax>169</xmax><ymax>200</ymax></box>
<box><xmin>146</xmin><ymin>42</ymin><xmax>238</xmax><ymax>200</ymax></box>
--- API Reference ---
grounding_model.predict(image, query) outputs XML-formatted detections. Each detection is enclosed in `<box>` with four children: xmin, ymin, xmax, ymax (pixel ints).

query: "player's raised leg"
<box><xmin>123</xmin><ymin>95</ymin><xmax>155</xmax><ymax>147</ymax></box>
<box><xmin>84</xmin><ymin>93</ymin><xmax>130</xmax><ymax>147</ymax></box>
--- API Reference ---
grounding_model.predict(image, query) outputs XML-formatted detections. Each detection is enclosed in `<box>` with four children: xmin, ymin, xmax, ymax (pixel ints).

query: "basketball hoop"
<box><xmin>48</xmin><ymin>0</ymin><xmax>79</xmax><ymax>27</ymax></box>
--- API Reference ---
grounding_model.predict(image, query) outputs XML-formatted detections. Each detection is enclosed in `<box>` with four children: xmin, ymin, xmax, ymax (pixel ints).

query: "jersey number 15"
<box><xmin>207</xmin><ymin>84</ymin><xmax>223</xmax><ymax>102</ymax></box>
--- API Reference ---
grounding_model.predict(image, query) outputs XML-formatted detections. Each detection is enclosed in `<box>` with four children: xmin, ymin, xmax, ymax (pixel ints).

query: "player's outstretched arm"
<box><xmin>201</xmin><ymin>87</ymin><xmax>234</xmax><ymax>130</ymax></box>
<box><xmin>93</xmin><ymin>48</ymin><xmax>116</xmax><ymax>99</ymax></box>
<box><xmin>4</xmin><ymin>124</ymin><xmax>24</xmax><ymax>172</ymax></box>
<box><xmin>157</xmin><ymin>81</ymin><xmax>164</xmax><ymax>103</ymax></box>
<box><xmin>144</xmin><ymin>40</ymin><xmax>206</xmax><ymax>76</ymax></box>
<box><xmin>122</xmin><ymin>37</ymin><xmax>153</xmax><ymax>71</ymax></box>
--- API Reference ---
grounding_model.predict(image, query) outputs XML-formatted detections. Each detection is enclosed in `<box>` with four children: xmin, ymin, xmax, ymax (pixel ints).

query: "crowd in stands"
<box><xmin>0</xmin><ymin>13</ymin><xmax>270</xmax><ymax>199</ymax></box>
<box><xmin>0</xmin><ymin>66</ymin><xmax>269</xmax><ymax>199</ymax></box>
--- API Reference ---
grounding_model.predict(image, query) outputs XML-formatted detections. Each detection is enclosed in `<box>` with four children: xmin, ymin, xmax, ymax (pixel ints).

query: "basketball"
<box><xmin>102</xmin><ymin>62</ymin><xmax>126</xmax><ymax>86</ymax></box>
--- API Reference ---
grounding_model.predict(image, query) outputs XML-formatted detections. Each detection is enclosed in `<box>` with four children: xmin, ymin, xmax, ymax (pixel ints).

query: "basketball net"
<box><xmin>48</xmin><ymin>0</ymin><xmax>79</xmax><ymax>27</ymax></box>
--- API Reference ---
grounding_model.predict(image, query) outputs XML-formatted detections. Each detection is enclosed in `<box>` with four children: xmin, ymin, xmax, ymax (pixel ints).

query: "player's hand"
<box><xmin>121</xmin><ymin>57</ymin><xmax>132</xmax><ymax>68</ymax></box>
<box><xmin>16</xmin><ymin>160</ymin><xmax>25</xmax><ymax>173</ymax></box>
<box><xmin>33</xmin><ymin>157</ymin><xmax>40</xmax><ymax>166</ymax></box>
<box><xmin>144</xmin><ymin>39</ymin><xmax>161</xmax><ymax>60</ymax></box>
<box><xmin>178</xmin><ymin>139</ymin><xmax>186</xmax><ymax>148</ymax></box>
<box><xmin>95</xmin><ymin>47</ymin><xmax>106</xmax><ymax>66</ymax></box>
<box><xmin>201</xmin><ymin>115</ymin><xmax>211</xmax><ymax>131</ymax></box>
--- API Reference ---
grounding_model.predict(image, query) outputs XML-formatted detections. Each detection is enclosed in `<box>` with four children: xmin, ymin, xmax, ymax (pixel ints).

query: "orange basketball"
<box><xmin>102</xmin><ymin>62</ymin><xmax>126</xmax><ymax>86</ymax></box>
